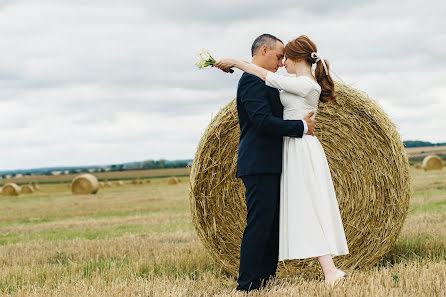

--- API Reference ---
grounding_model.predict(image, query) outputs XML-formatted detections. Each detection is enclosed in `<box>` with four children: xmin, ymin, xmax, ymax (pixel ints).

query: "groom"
<box><xmin>235</xmin><ymin>34</ymin><xmax>315</xmax><ymax>291</ymax></box>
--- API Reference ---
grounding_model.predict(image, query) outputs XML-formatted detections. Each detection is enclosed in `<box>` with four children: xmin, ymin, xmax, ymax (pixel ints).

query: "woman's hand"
<box><xmin>214</xmin><ymin>58</ymin><xmax>237</xmax><ymax>73</ymax></box>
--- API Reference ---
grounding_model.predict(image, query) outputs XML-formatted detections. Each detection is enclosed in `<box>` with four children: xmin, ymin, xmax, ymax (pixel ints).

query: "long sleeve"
<box><xmin>239</xmin><ymin>74</ymin><xmax>304</xmax><ymax>138</ymax></box>
<box><xmin>265</xmin><ymin>71</ymin><xmax>317</xmax><ymax>97</ymax></box>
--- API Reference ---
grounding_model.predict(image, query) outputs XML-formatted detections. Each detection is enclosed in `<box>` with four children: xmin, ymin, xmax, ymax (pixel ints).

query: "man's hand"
<box><xmin>303</xmin><ymin>111</ymin><xmax>316</xmax><ymax>136</ymax></box>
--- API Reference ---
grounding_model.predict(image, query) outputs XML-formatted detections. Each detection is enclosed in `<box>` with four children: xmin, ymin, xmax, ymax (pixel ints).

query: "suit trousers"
<box><xmin>236</xmin><ymin>173</ymin><xmax>281</xmax><ymax>291</ymax></box>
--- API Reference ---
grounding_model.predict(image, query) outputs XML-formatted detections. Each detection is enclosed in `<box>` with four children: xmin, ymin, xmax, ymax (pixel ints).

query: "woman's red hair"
<box><xmin>284</xmin><ymin>35</ymin><xmax>336</xmax><ymax>103</ymax></box>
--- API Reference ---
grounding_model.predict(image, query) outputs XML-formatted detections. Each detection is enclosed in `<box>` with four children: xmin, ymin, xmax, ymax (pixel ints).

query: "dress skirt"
<box><xmin>279</xmin><ymin>134</ymin><xmax>350</xmax><ymax>261</ymax></box>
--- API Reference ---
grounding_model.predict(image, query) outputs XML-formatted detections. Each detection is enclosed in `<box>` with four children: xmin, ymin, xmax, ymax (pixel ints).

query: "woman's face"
<box><xmin>283</xmin><ymin>56</ymin><xmax>297</xmax><ymax>73</ymax></box>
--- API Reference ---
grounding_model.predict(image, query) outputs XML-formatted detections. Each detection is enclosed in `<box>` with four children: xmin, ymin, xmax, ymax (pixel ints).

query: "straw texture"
<box><xmin>71</xmin><ymin>174</ymin><xmax>99</xmax><ymax>195</ymax></box>
<box><xmin>422</xmin><ymin>155</ymin><xmax>443</xmax><ymax>171</ymax></box>
<box><xmin>189</xmin><ymin>82</ymin><xmax>411</xmax><ymax>277</ymax></box>
<box><xmin>1</xmin><ymin>183</ymin><xmax>21</xmax><ymax>196</ymax></box>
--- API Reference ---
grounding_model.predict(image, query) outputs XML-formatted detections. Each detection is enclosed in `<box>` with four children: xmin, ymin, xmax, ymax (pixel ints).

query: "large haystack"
<box><xmin>2</xmin><ymin>183</ymin><xmax>21</xmax><ymax>196</ymax></box>
<box><xmin>168</xmin><ymin>177</ymin><xmax>180</xmax><ymax>185</ymax></box>
<box><xmin>71</xmin><ymin>174</ymin><xmax>99</xmax><ymax>195</ymax></box>
<box><xmin>21</xmin><ymin>185</ymin><xmax>35</xmax><ymax>194</ymax></box>
<box><xmin>422</xmin><ymin>155</ymin><xmax>443</xmax><ymax>171</ymax></box>
<box><xmin>189</xmin><ymin>82</ymin><xmax>411</xmax><ymax>277</ymax></box>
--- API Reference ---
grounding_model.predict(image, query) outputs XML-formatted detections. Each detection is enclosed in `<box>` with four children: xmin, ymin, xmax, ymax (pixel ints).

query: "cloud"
<box><xmin>0</xmin><ymin>0</ymin><xmax>445</xmax><ymax>170</ymax></box>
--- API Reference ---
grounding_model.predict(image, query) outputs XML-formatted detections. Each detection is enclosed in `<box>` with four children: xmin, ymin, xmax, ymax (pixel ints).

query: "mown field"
<box><xmin>0</xmin><ymin>168</ymin><xmax>190</xmax><ymax>185</ymax></box>
<box><xmin>0</xmin><ymin>168</ymin><xmax>445</xmax><ymax>296</ymax></box>
<box><xmin>406</xmin><ymin>145</ymin><xmax>446</xmax><ymax>164</ymax></box>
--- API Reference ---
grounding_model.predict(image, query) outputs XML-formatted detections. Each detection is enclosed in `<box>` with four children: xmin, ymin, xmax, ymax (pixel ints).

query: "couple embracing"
<box><xmin>213</xmin><ymin>34</ymin><xmax>350</xmax><ymax>291</ymax></box>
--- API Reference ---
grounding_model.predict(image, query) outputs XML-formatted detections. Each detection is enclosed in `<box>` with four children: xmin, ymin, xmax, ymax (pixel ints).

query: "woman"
<box><xmin>214</xmin><ymin>35</ymin><xmax>350</xmax><ymax>286</ymax></box>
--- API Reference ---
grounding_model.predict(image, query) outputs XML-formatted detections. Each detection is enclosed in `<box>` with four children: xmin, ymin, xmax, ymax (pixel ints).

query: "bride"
<box><xmin>214</xmin><ymin>35</ymin><xmax>350</xmax><ymax>286</ymax></box>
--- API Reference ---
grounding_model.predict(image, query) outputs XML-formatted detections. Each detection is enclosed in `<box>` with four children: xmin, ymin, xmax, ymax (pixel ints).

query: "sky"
<box><xmin>0</xmin><ymin>0</ymin><xmax>445</xmax><ymax>170</ymax></box>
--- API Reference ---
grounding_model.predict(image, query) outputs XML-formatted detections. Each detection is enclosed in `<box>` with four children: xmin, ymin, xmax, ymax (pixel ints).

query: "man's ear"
<box><xmin>260</xmin><ymin>45</ymin><xmax>268</xmax><ymax>56</ymax></box>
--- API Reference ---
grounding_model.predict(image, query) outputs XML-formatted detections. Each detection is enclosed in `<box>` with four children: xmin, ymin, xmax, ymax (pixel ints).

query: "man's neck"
<box><xmin>251</xmin><ymin>57</ymin><xmax>264</xmax><ymax>68</ymax></box>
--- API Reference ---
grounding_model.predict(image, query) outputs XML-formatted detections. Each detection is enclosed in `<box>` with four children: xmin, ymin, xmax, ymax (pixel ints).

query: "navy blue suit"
<box><xmin>236</xmin><ymin>73</ymin><xmax>304</xmax><ymax>291</ymax></box>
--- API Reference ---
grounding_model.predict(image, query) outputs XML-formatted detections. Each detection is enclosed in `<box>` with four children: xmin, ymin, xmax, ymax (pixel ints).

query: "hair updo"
<box><xmin>284</xmin><ymin>35</ymin><xmax>337</xmax><ymax>103</ymax></box>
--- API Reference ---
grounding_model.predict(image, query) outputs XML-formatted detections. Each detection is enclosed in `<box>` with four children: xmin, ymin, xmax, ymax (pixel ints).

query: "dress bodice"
<box><xmin>265</xmin><ymin>71</ymin><xmax>321</xmax><ymax>120</ymax></box>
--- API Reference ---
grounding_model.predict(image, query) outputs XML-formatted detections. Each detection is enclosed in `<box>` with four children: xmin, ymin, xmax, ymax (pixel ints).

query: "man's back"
<box><xmin>236</xmin><ymin>72</ymin><xmax>285</xmax><ymax>177</ymax></box>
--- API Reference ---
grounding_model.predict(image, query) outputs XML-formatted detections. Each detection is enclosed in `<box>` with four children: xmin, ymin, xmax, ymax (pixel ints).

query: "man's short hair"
<box><xmin>251</xmin><ymin>34</ymin><xmax>283</xmax><ymax>57</ymax></box>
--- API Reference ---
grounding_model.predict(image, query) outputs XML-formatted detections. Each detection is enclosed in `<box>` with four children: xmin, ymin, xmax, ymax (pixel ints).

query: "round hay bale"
<box><xmin>168</xmin><ymin>177</ymin><xmax>180</xmax><ymax>185</ymax></box>
<box><xmin>132</xmin><ymin>178</ymin><xmax>141</xmax><ymax>185</ymax></box>
<box><xmin>1</xmin><ymin>183</ymin><xmax>21</xmax><ymax>196</ymax></box>
<box><xmin>422</xmin><ymin>155</ymin><xmax>443</xmax><ymax>171</ymax></box>
<box><xmin>21</xmin><ymin>185</ymin><xmax>35</xmax><ymax>194</ymax></box>
<box><xmin>414</xmin><ymin>163</ymin><xmax>422</xmax><ymax>169</ymax></box>
<box><xmin>105</xmin><ymin>181</ymin><xmax>112</xmax><ymax>187</ymax></box>
<box><xmin>32</xmin><ymin>183</ymin><xmax>40</xmax><ymax>191</ymax></box>
<box><xmin>71</xmin><ymin>174</ymin><xmax>99</xmax><ymax>195</ymax></box>
<box><xmin>98</xmin><ymin>181</ymin><xmax>105</xmax><ymax>188</ymax></box>
<box><xmin>115</xmin><ymin>180</ymin><xmax>124</xmax><ymax>186</ymax></box>
<box><xmin>189</xmin><ymin>82</ymin><xmax>411</xmax><ymax>277</ymax></box>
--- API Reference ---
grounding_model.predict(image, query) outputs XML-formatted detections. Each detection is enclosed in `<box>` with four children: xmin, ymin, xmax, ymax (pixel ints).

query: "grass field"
<box><xmin>0</xmin><ymin>169</ymin><xmax>445</xmax><ymax>296</ymax></box>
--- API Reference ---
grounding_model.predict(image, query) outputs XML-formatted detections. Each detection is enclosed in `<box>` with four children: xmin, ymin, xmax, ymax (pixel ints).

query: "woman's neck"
<box><xmin>293</xmin><ymin>63</ymin><xmax>313</xmax><ymax>77</ymax></box>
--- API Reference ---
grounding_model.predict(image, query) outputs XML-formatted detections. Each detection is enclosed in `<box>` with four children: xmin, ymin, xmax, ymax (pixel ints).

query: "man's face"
<box><xmin>264</xmin><ymin>41</ymin><xmax>284</xmax><ymax>72</ymax></box>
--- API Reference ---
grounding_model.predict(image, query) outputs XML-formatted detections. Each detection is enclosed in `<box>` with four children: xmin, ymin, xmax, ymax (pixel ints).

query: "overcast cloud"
<box><xmin>0</xmin><ymin>0</ymin><xmax>445</xmax><ymax>170</ymax></box>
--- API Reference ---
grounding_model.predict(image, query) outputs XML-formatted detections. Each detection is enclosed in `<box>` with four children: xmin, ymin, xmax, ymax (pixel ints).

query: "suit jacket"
<box><xmin>236</xmin><ymin>72</ymin><xmax>304</xmax><ymax>177</ymax></box>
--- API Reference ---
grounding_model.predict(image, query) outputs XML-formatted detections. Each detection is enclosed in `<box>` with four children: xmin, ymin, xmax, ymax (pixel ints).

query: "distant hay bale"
<box><xmin>71</xmin><ymin>174</ymin><xmax>99</xmax><ymax>195</ymax></box>
<box><xmin>1</xmin><ymin>183</ymin><xmax>21</xmax><ymax>196</ymax></box>
<box><xmin>21</xmin><ymin>185</ymin><xmax>35</xmax><ymax>194</ymax></box>
<box><xmin>414</xmin><ymin>164</ymin><xmax>422</xmax><ymax>169</ymax></box>
<box><xmin>189</xmin><ymin>82</ymin><xmax>411</xmax><ymax>277</ymax></box>
<box><xmin>115</xmin><ymin>180</ymin><xmax>124</xmax><ymax>186</ymax></box>
<box><xmin>32</xmin><ymin>183</ymin><xmax>40</xmax><ymax>191</ymax></box>
<box><xmin>146</xmin><ymin>179</ymin><xmax>152</xmax><ymax>184</ymax></box>
<box><xmin>422</xmin><ymin>155</ymin><xmax>443</xmax><ymax>171</ymax></box>
<box><xmin>168</xmin><ymin>177</ymin><xmax>180</xmax><ymax>185</ymax></box>
<box><xmin>105</xmin><ymin>181</ymin><xmax>112</xmax><ymax>187</ymax></box>
<box><xmin>98</xmin><ymin>181</ymin><xmax>105</xmax><ymax>188</ymax></box>
<box><xmin>132</xmin><ymin>178</ymin><xmax>141</xmax><ymax>185</ymax></box>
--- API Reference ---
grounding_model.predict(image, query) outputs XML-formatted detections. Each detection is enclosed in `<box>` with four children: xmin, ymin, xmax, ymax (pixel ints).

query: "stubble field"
<box><xmin>0</xmin><ymin>168</ymin><xmax>445</xmax><ymax>296</ymax></box>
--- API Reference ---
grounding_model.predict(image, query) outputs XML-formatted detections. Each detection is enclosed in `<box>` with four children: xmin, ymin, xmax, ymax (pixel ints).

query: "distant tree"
<box><xmin>404</xmin><ymin>140</ymin><xmax>446</xmax><ymax>147</ymax></box>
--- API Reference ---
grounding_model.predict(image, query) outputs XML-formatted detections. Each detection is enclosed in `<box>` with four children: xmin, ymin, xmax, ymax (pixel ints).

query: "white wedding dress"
<box><xmin>265</xmin><ymin>71</ymin><xmax>350</xmax><ymax>261</ymax></box>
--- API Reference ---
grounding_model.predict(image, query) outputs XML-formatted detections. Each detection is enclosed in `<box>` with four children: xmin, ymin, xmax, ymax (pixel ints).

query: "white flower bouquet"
<box><xmin>195</xmin><ymin>49</ymin><xmax>234</xmax><ymax>73</ymax></box>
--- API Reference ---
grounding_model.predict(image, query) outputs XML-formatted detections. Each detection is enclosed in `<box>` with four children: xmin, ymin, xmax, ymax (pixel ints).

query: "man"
<box><xmin>234</xmin><ymin>34</ymin><xmax>315</xmax><ymax>292</ymax></box>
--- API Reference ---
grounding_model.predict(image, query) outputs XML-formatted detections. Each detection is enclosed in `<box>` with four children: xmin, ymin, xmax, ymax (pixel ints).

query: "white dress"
<box><xmin>265</xmin><ymin>71</ymin><xmax>350</xmax><ymax>261</ymax></box>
